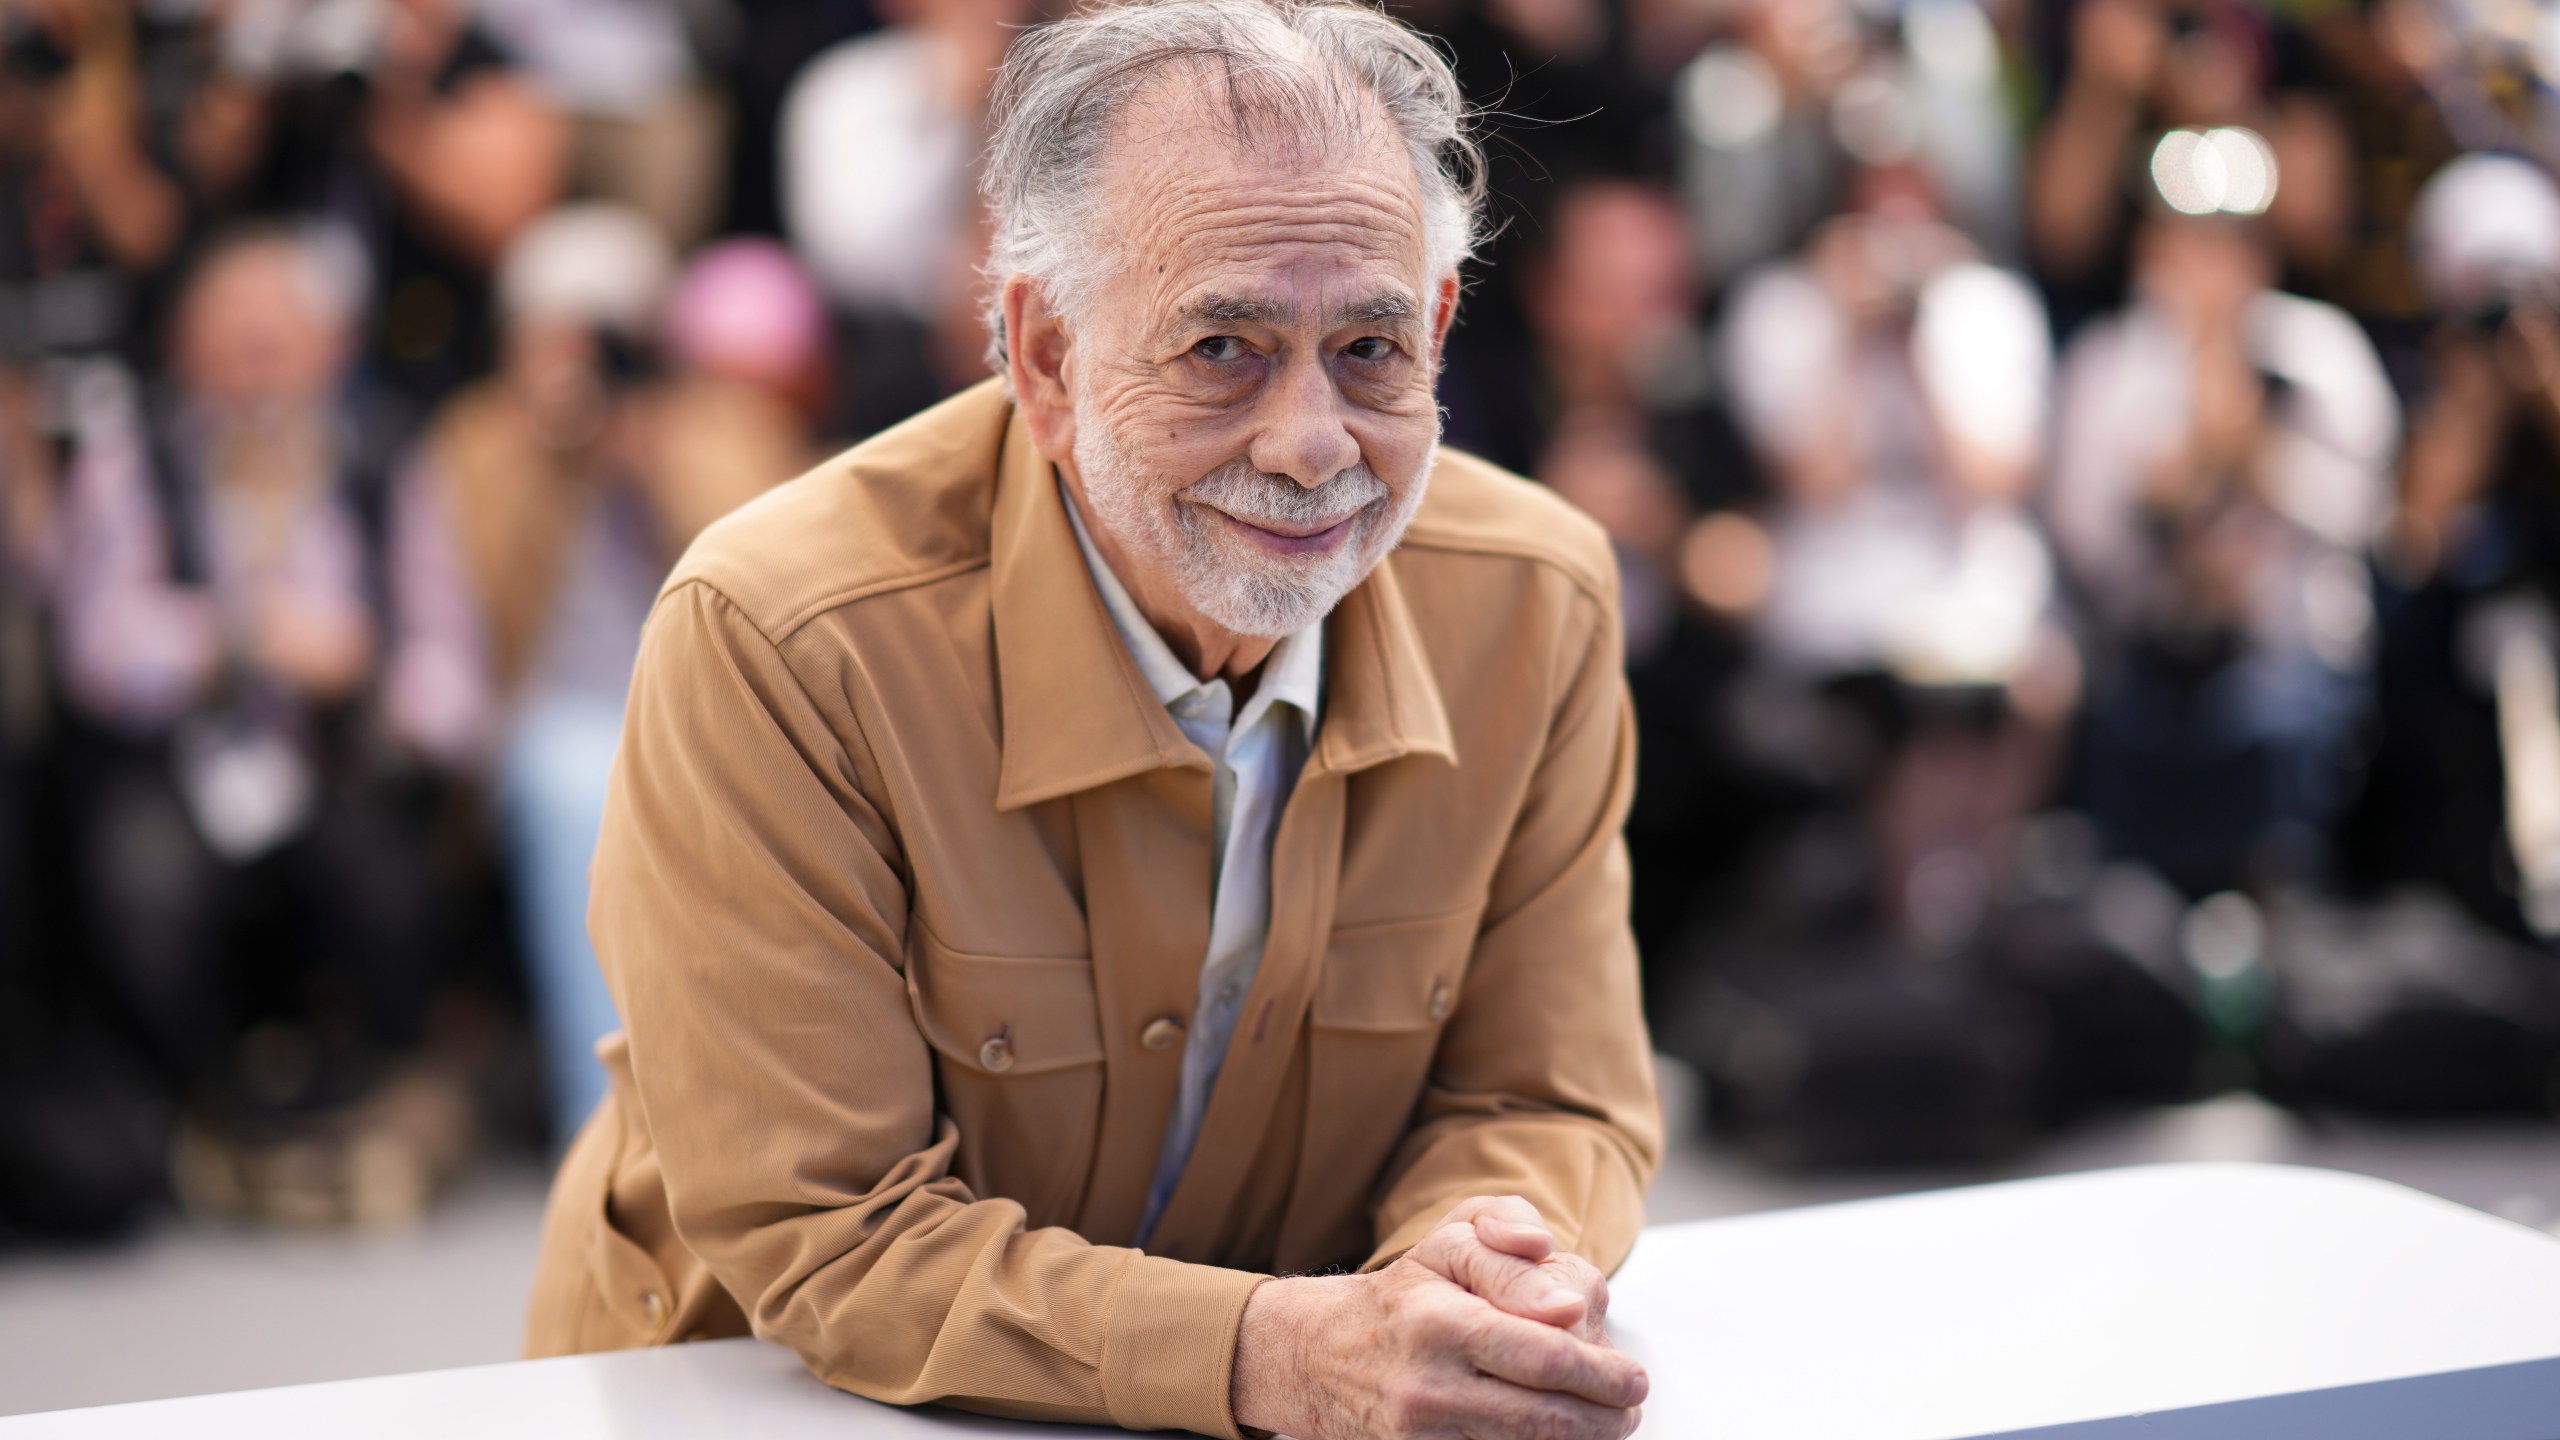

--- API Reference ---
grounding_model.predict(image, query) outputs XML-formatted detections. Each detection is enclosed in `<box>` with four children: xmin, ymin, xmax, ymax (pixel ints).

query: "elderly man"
<box><xmin>524</xmin><ymin>1</ymin><xmax>1662</xmax><ymax>1436</ymax></box>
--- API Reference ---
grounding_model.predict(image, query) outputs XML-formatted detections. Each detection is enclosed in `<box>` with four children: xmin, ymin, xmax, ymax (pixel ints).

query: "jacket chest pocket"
<box><xmin>1297</xmin><ymin>907</ymin><xmax>1479</xmax><ymax>1244</ymax></box>
<box><xmin>906</xmin><ymin>922</ymin><xmax>1105</xmax><ymax>1229</ymax></box>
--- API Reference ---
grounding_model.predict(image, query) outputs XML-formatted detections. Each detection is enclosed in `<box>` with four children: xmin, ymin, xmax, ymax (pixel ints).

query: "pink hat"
<box><xmin>663</xmin><ymin>239</ymin><xmax>830</xmax><ymax>386</ymax></box>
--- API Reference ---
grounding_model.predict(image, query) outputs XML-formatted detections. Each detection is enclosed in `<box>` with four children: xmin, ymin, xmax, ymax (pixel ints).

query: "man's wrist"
<box><xmin>1232</xmin><ymin>1274</ymin><xmax>1324</xmax><ymax>1439</ymax></box>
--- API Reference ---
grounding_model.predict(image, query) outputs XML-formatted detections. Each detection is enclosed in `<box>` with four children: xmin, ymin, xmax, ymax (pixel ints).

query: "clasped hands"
<box><xmin>1231</xmin><ymin>1196</ymin><xmax>1646</xmax><ymax>1439</ymax></box>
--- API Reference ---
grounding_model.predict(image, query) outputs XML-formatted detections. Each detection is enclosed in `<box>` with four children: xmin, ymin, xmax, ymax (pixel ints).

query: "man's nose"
<box><xmin>1247</xmin><ymin>353</ymin><xmax>1362</xmax><ymax>487</ymax></box>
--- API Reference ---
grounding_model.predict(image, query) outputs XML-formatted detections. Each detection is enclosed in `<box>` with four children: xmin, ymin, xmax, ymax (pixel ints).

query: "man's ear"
<box><xmin>1429</xmin><ymin>270</ymin><xmax>1462</xmax><ymax>368</ymax></box>
<box><xmin>1004</xmin><ymin>275</ymin><xmax>1076</xmax><ymax>463</ymax></box>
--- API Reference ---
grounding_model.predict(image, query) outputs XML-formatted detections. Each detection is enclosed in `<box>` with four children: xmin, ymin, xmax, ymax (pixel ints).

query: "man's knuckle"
<box><xmin>1455</xmin><ymin>1307</ymin><xmax>1505</xmax><ymax>1354</ymax></box>
<box><xmin>1406</xmin><ymin>1229</ymin><xmax>1459</xmax><ymax>1276</ymax></box>
<box><xmin>1522</xmin><ymin>1396</ymin><xmax>1594</xmax><ymax>1440</ymax></box>
<box><xmin>1573</xmin><ymin>1350</ymin><xmax>1631</xmax><ymax>1398</ymax></box>
<box><xmin>1507</xmin><ymin>1400</ymin><xmax>1559</xmax><ymax>1440</ymax></box>
<box><xmin>1413</xmin><ymin>1299</ymin><xmax>1473</xmax><ymax>1356</ymax></box>
<box><xmin>1388</xmin><ymin>1377</ymin><xmax>1445</xmax><ymax>1436</ymax></box>
<box><xmin>1515</xmin><ymin>1329</ymin><xmax>1579</xmax><ymax>1385</ymax></box>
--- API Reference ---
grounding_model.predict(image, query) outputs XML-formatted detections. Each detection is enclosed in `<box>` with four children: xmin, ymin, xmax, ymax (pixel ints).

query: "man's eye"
<box><xmin>1345</xmin><ymin>337</ymin><xmax>1397</xmax><ymax>362</ymax></box>
<box><xmin>1193</xmin><ymin>336</ymin><xmax>1248</xmax><ymax>363</ymax></box>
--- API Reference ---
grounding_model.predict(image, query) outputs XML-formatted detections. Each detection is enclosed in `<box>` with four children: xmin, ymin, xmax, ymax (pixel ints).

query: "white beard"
<box><xmin>1071</xmin><ymin>401</ymin><xmax>1431</xmax><ymax>639</ymax></box>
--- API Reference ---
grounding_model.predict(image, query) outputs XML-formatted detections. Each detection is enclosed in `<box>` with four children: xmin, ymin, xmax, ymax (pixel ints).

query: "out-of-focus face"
<box><xmin>173</xmin><ymin>240</ymin><xmax>350</xmax><ymax>414</ymax></box>
<box><xmin>1528</xmin><ymin>182</ymin><xmax>1695</xmax><ymax>378</ymax></box>
<box><xmin>1743</xmin><ymin>0</ymin><xmax>1859</xmax><ymax>97</ymax></box>
<box><xmin>2156</xmin><ymin>0</ymin><xmax>2256</xmax><ymax>122</ymax></box>
<box><xmin>1013</xmin><ymin>79</ymin><xmax>1457</xmax><ymax>646</ymax></box>
<box><xmin>503</xmin><ymin>315</ymin><xmax>613</xmax><ymax>449</ymax></box>
<box><xmin>2135</xmin><ymin>215</ymin><xmax>2272</xmax><ymax>331</ymax></box>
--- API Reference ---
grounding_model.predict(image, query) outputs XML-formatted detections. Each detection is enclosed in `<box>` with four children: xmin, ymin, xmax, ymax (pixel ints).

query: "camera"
<box><xmin>1</xmin><ymin>11</ymin><xmax>73</xmax><ymax>88</ymax></box>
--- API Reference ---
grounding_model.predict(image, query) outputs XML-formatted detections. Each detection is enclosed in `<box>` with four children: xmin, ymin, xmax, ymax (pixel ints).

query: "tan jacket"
<box><xmin>523</xmin><ymin>379</ymin><xmax>1662</xmax><ymax>1437</ymax></box>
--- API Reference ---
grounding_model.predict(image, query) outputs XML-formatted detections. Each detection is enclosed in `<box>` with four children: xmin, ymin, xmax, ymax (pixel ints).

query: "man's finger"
<box><xmin>1408</xmin><ymin>1221</ymin><xmax>1585</xmax><ymax>1331</ymax></box>
<box><xmin>1542</xmin><ymin>1253</ymin><xmax>1612</xmax><ymax>1343</ymax></box>
<box><xmin>1473</xmin><ymin>1209</ymin><xmax>1555</xmax><ymax>1262</ymax></box>
<box><xmin>1457</xmin><ymin>1307</ymin><xmax>1649</xmax><ymax>1408</ymax></box>
<box><xmin>1409</xmin><ymin>1216</ymin><xmax>1615</xmax><ymax>1338</ymax></box>
<box><xmin>1451</xmin><ymin>1375</ymin><xmax>1641</xmax><ymax>1440</ymax></box>
<box><xmin>1448</xmin><ymin>1194</ymin><xmax>1556</xmax><ymax>1262</ymax></box>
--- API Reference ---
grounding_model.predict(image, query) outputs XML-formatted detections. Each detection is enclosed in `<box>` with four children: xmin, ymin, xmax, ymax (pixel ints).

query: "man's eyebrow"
<box><xmin>1175</xmin><ymin>293</ymin><xmax>1421</xmax><ymax>328</ymax></box>
<box><xmin>1184</xmin><ymin>293</ymin><xmax>1292</xmax><ymax>326</ymax></box>
<box><xmin>1340</xmin><ymin>294</ymin><xmax>1418</xmax><ymax>325</ymax></box>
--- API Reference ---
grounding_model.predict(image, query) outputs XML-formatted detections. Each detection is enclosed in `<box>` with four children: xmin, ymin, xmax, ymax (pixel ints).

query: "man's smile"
<box><xmin>1201</xmin><ymin>504</ymin><xmax>1362</xmax><ymax>555</ymax></box>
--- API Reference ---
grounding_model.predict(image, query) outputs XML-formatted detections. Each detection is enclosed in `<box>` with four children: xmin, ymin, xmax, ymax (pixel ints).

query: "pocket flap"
<box><xmin>908</xmin><ymin>924</ymin><xmax>1105</xmax><ymax>1075</ymax></box>
<box><xmin>1312</xmin><ymin>909</ymin><xmax>1478</xmax><ymax>1033</ymax></box>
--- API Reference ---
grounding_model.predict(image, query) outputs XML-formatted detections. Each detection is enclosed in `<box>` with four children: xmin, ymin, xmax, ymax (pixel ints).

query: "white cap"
<box><xmin>496</xmin><ymin>204</ymin><xmax>676</xmax><ymax>336</ymax></box>
<box><xmin>2412</xmin><ymin>153</ymin><xmax>2560</xmax><ymax>310</ymax></box>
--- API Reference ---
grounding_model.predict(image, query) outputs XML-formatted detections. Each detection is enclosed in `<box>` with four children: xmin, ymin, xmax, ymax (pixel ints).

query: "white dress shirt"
<box><xmin>1062</xmin><ymin>485</ymin><xmax>1324</xmax><ymax>1245</ymax></box>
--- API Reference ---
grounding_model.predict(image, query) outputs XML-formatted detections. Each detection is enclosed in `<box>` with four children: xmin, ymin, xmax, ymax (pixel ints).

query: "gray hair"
<box><xmin>979</xmin><ymin>0</ymin><xmax>1485</xmax><ymax>368</ymax></box>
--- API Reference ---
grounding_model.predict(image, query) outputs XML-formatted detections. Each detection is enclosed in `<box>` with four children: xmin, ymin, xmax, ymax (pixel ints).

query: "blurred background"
<box><xmin>7</xmin><ymin>0</ymin><xmax>2560</xmax><ymax>1415</ymax></box>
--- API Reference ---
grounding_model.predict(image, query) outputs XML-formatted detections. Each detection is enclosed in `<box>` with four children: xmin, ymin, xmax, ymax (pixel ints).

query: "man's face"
<box><xmin>1048</xmin><ymin>85</ymin><xmax>1453</xmax><ymax>640</ymax></box>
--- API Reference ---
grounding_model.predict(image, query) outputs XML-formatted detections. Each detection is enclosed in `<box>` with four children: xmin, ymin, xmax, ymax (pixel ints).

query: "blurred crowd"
<box><xmin>3</xmin><ymin>0</ymin><xmax>2559</xmax><ymax>1240</ymax></box>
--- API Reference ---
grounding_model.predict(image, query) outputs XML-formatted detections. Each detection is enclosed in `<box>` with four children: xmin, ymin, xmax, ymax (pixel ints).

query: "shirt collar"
<box><xmin>1059</xmin><ymin>481</ymin><xmax>1323</xmax><ymax>747</ymax></box>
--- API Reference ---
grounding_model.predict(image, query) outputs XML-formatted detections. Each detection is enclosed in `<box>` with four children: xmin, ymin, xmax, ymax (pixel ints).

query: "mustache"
<box><xmin>1181</xmin><ymin>459</ymin><xmax>1390</xmax><ymax>532</ymax></box>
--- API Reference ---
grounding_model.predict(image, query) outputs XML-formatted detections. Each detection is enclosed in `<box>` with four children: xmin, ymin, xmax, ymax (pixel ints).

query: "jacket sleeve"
<box><xmin>592</xmin><ymin>580</ymin><xmax>1263</xmax><ymax>1437</ymax></box>
<box><xmin>1362</xmin><ymin>579</ymin><xmax>1663</xmax><ymax>1274</ymax></box>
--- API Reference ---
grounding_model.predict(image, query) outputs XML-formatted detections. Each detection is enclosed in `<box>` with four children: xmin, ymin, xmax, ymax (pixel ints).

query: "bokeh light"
<box><xmin>2151</xmin><ymin>127</ymin><xmax>2281</xmax><ymax>217</ymax></box>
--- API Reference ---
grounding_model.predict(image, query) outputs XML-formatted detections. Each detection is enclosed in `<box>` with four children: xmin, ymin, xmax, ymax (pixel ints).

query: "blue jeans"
<box><xmin>2085</xmin><ymin>641</ymin><xmax>2365</xmax><ymax>894</ymax></box>
<box><xmin>499</xmin><ymin>696</ymin><xmax>626</xmax><ymax>1147</ymax></box>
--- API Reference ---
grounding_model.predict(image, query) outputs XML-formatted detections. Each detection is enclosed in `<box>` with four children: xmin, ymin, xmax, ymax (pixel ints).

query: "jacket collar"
<box><xmin>1308</xmin><ymin>537</ymin><xmax>1455</xmax><ymax>777</ymax></box>
<box><xmin>989</xmin><ymin>399</ymin><xmax>1454</xmax><ymax>812</ymax></box>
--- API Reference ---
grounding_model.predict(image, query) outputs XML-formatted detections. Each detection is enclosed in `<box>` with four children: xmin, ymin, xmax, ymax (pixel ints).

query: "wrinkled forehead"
<box><xmin>1095</xmin><ymin>67</ymin><xmax>1433</xmax><ymax>331</ymax></box>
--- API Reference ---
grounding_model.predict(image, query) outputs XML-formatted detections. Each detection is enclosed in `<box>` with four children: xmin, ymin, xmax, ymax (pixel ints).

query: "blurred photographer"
<box><xmin>1500</xmin><ymin>180</ymin><xmax>1764</xmax><ymax>974</ymax></box>
<box><xmin>2028</xmin><ymin>0</ymin><xmax>2271</xmax><ymax>324</ymax></box>
<box><xmin>394</xmin><ymin>205</ymin><xmax>792</xmax><ymax>1143</ymax></box>
<box><xmin>2349</xmin><ymin>154</ymin><xmax>2560</xmax><ymax>937</ymax></box>
<box><xmin>52</xmin><ymin>225</ymin><xmax>464</xmax><ymax>1222</ymax></box>
<box><xmin>1710</xmin><ymin>169</ymin><xmax>2068</xmax><ymax>959</ymax></box>
<box><xmin>1670</xmin><ymin>0</ymin><xmax>2021</xmax><ymax>292</ymax></box>
<box><xmin>778</xmin><ymin>0</ymin><xmax>1024</xmax><ymax>435</ymax></box>
<box><xmin>230</xmin><ymin>0</ymin><xmax>567</xmax><ymax>408</ymax></box>
<box><xmin>2048</xmin><ymin>154</ymin><xmax>2401</xmax><ymax>894</ymax></box>
<box><xmin>2</xmin><ymin>0</ymin><xmax>269</xmax><ymax>351</ymax></box>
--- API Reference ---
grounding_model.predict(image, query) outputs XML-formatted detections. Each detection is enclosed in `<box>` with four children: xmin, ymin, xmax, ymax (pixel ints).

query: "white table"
<box><xmin>10</xmin><ymin>1163</ymin><xmax>2560</xmax><ymax>1439</ymax></box>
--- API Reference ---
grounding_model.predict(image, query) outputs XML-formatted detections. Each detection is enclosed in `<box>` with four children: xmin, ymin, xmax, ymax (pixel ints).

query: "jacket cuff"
<box><xmin>1101</xmin><ymin>1253</ymin><xmax>1267</xmax><ymax>1437</ymax></box>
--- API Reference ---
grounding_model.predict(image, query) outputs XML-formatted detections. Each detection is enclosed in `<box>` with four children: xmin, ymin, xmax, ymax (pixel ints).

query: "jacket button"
<box><xmin>979</xmin><ymin>1035</ymin><xmax>1016</xmax><ymax>1072</ymax></box>
<box><xmin>1427</xmin><ymin>979</ymin><xmax>1454</xmax><ymax>1023</ymax></box>
<box><xmin>642</xmin><ymin>1291</ymin><xmax>666</xmax><ymax>1328</ymax></box>
<box><xmin>1140</xmin><ymin>1016</ymin><xmax>1186</xmax><ymax>1052</ymax></box>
